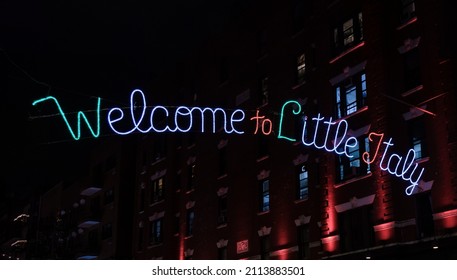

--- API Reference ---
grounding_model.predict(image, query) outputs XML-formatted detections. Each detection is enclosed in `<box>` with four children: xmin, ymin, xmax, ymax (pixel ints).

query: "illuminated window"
<box><xmin>259</xmin><ymin>76</ymin><xmax>269</xmax><ymax>105</ymax></box>
<box><xmin>403</xmin><ymin>48</ymin><xmax>421</xmax><ymax>90</ymax></box>
<box><xmin>259</xmin><ymin>179</ymin><xmax>270</xmax><ymax>212</ymax></box>
<box><xmin>408</xmin><ymin>116</ymin><xmax>427</xmax><ymax>159</ymax></box>
<box><xmin>149</xmin><ymin>218</ymin><xmax>163</xmax><ymax>245</ymax></box>
<box><xmin>337</xmin><ymin>136</ymin><xmax>370</xmax><ymax>182</ymax></box>
<box><xmin>260</xmin><ymin>235</ymin><xmax>270</xmax><ymax>260</ymax></box>
<box><xmin>335</xmin><ymin>72</ymin><xmax>367</xmax><ymax>118</ymax></box>
<box><xmin>296</xmin><ymin>53</ymin><xmax>306</xmax><ymax>85</ymax></box>
<box><xmin>187</xmin><ymin>164</ymin><xmax>196</xmax><ymax>191</ymax></box>
<box><xmin>297</xmin><ymin>165</ymin><xmax>309</xmax><ymax>200</ymax></box>
<box><xmin>333</xmin><ymin>12</ymin><xmax>363</xmax><ymax>54</ymax></box>
<box><xmin>338</xmin><ymin>205</ymin><xmax>374</xmax><ymax>252</ymax></box>
<box><xmin>150</xmin><ymin>177</ymin><xmax>164</xmax><ymax>204</ymax></box>
<box><xmin>297</xmin><ymin>225</ymin><xmax>310</xmax><ymax>259</ymax></box>
<box><xmin>186</xmin><ymin>209</ymin><xmax>195</xmax><ymax>237</ymax></box>
<box><xmin>401</xmin><ymin>0</ymin><xmax>416</xmax><ymax>23</ymax></box>
<box><xmin>217</xmin><ymin>195</ymin><xmax>228</xmax><ymax>226</ymax></box>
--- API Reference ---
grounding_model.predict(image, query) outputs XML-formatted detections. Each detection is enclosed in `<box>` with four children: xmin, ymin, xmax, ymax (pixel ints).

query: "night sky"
<box><xmin>1</xmin><ymin>0</ymin><xmax>248</xmax><ymax>210</ymax></box>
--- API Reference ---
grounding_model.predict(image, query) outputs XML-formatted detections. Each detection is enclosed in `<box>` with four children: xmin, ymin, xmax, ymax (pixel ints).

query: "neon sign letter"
<box><xmin>32</xmin><ymin>96</ymin><xmax>101</xmax><ymax>141</ymax></box>
<box><xmin>277</xmin><ymin>100</ymin><xmax>301</xmax><ymax>142</ymax></box>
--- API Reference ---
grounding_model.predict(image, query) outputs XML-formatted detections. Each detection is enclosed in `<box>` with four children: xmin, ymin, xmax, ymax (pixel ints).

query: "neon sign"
<box><xmin>32</xmin><ymin>89</ymin><xmax>426</xmax><ymax>195</ymax></box>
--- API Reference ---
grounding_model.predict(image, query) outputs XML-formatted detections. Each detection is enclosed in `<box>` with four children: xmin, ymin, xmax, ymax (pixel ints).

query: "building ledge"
<box><xmin>329</xmin><ymin>41</ymin><xmax>365</xmax><ymax>64</ymax></box>
<box><xmin>396</xmin><ymin>16</ymin><xmax>418</xmax><ymax>31</ymax></box>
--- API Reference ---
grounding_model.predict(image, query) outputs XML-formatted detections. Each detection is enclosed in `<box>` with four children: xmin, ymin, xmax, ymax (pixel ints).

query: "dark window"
<box><xmin>296</xmin><ymin>53</ymin><xmax>306</xmax><ymax>85</ymax></box>
<box><xmin>293</xmin><ymin>0</ymin><xmax>312</xmax><ymax>33</ymax></box>
<box><xmin>338</xmin><ymin>206</ymin><xmax>374</xmax><ymax>252</ymax></box>
<box><xmin>297</xmin><ymin>165</ymin><xmax>309</xmax><ymax>200</ymax></box>
<box><xmin>102</xmin><ymin>223</ymin><xmax>112</xmax><ymax>240</ymax></box>
<box><xmin>218</xmin><ymin>246</ymin><xmax>228</xmax><ymax>260</ymax></box>
<box><xmin>260</xmin><ymin>235</ymin><xmax>270</xmax><ymax>260</ymax></box>
<box><xmin>218</xmin><ymin>147</ymin><xmax>227</xmax><ymax>176</ymax></box>
<box><xmin>257</xmin><ymin>135</ymin><xmax>269</xmax><ymax>159</ymax></box>
<box><xmin>257</xmin><ymin>29</ymin><xmax>267</xmax><ymax>57</ymax></box>
<box><xmin>217</xmin><ymin>195</ymin><xmax>228</xmax><ymax>226</ymax></box>
<box><xmin>174</xmin><ymin>214</ymin><xmax>180</xmax><ymax>235</ymax></box>
<box><xmin>152</xmin><ymin>136</ymin><xmax>167</xmax><ymax>161</ymax></box>
<box><xmin>259</xmin><ymin>76</ymin><xmax>269</xmax><ymax>106</ymax></box>
<box><xmin>333</xmin><ymin>12</ymin><xmax>363</xmax><ymax>54</ymax></box>
<box><xmin>149</xmin><ymin>218</ymin><xmax>163</xmax><ymax>245</ymax></box>
<box><xmin>88</xmin><ymin>229</ymin><xmax>99</xmax><ymax>253</ymax></box>
<box><xmin>105</xmin><ymin>155</ymin><xmax>117</xmax><ymax>172</ymax></box>
<box><xmin>104</xmin><ymin>188</ymin><xmax>114</xmax><ymax>205</ymax></box>
<box><xmin>259</xmin><ymin>179</ymin><xmax>270</xmax><ymax>212</ymax></box>
<box><xmin>335</xmin><ymin>72</ymin><xmax>367</xmax><ymax>119</ymax></box>
<box><xmin>137</xmin><ymin>226</ymin><xmax>144</xmax><ymax>251</ymax></box>
<box><xmin>415</xmin><ymin>192</ymin><xmax>434</xmax><ymax>238</ymax></box>
<box><xmin>336</xmin><ymin>136</ymin><xmax>371</xmax><ymax>182</ymax></box>
<box><xmin>220</xmin><ymin>57</ymin><xmax>229</xmax><ymax>83</ymax></box>
<box><xmin>150</xmin><ymin>177</ymin><xmax>164</xmax><ymax>203</ymax></box>
<box><xmin>403</xmin><ymin>48</ymin><xmax>421</xmax><ymax>90</ymax></box>
<box><xmin>401</xmin><ymin>0</ymin><xmax>416</xmax><ymax>23</ymax></box>
<box><xmin>139</xmin><ymin>188</ymin><xmax>145</xmax><ymax>212</ymax></box>
<box><xmin>297</xmin><ymin>225</ymin><xmax>310</xmax><ymax>259</ymax></box>
<box><xmin>186</xmin><ymin>209</ymin><xmax>195</xmax><ymax>237</ymax></box>
<box><xmin>187</xmin><ymin>164</ymin><xmax>196</xmax><ymax>191</ymax></box>
<box><xmin>408</xmin><ymin>116</ymin><xmax>427</xmax><ymax>159</ymax></box>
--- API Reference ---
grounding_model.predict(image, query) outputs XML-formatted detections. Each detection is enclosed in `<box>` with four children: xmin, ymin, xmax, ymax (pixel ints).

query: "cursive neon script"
<box><xmin>32</xmin><ymin>90</ymin><xmax>427</xmax><ymax>195</ymax></box>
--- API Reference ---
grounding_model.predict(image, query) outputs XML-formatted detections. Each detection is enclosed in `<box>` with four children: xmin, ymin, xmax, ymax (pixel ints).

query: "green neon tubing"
<box><xmin>32</xmin><ymin>96</ymin><xmax>101</xmax><ymax>140</ymax></box>
<box><xmin>277</xmin><ymin>100</ymin><xmax>301</xmax><ymax>142</ymax></box>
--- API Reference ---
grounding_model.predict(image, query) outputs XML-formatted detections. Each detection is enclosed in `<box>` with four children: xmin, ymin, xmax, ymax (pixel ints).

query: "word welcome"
<box><xmin>32</xmin><ymin>89</ymin><xmax>426</xmax><ymax>195</ymax></box>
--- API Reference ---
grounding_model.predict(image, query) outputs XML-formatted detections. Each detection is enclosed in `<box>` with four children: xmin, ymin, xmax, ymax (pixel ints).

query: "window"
<box><xmin>297</xmin><ymin>225</ymin><xmax>310</xmax><ymax>259</ymax></box>
<box><xmin>415</xmin><ymin>192</ymin><xmax>434</xmax><ymax>238</ymax></box>
<box><xmin>219</xmin><ymin>57</ymin><xmax>229</xmax><ymax>84</ymax></box>
<box><xmin>338</xmin><ymin>206</ymin><xmax>374</xmax><ymax>252</ymax></box>
<box><xmin>187</xmin><ymin>164</ymin><xmax>196</xmax><ymax>191</ymax></box>
<box><xmin>408</xmin><ymin>116</ymin><xmax>427</xmax><ymax>159</ymax></box>
<box><xmin>186</xmin><ymin>209</ymin><xmax>195</xmax><ymax>237</ymax></box>
<box><xmin>218</xmin><ymin>147</ymin><xmax>227</xmax><ymax>176</ymax></box>
<box><xmin>259</xmin><ymin>76</ymin><xmax>269</xmax><ymax>106</ymax></box>
<box><xmin>260</xmin><ymin>235</ymin><xmax>270</xmax><ymax>260</ymax></box>
<box><xmin>257</xmin><ymin>29</ymin><xmax>267</xmax><ymax>57</ymax></box>
<box><xmin>257</xmin><ymin>134</ymin><xmax>269</xmax><ymax>159</ymax></box>
<box><xmin>217</xmin><ymin>195</ymin><xmax>228</xmax><ymax>226</ymax></box>
<box><xmin>102</xmin><ymin>223</ymin><xmax>112</xmax><ymax>240</ymax></box>
<box><xmin>293</xmin><ymin>0</ymin><xmax>313</xmax><ymax>33</ymax></box>
<box><xmin>297</xmin><ymin>165</ymin><xmax>309</xmax><ymax>200</ymax></box>
<box><xmin>218</xmin><ymin>247</ymin><xmax>228</xmax><ymax>260</ymax></box>
<box><xmin>401</xmin><ymin>0</ymin><xmax>416</xmax><ymax>23</ymax></box>
<box><xmin>296</xmin><ymin>53</ymin><xmax>306</xmax><ymax>85</ymax></box>
<box><xmin>149</xmin><ymin>218</ymin><xmax>163</xmax><ymax>245</ymax></box>
<box><xmin>259</xmin><ymin>179</ymin><xmax>270</xmax><ymax>212</ymax></box>
<box><xmin>150</xmin><ymin>177</ymin><xmax>164</xmax><ymax>203</ymax></box>
<box><xmin>139</xmin><ymin>188</ymin><xmax>145</xmax><ymax>212</ymax></box>
<box><xmin>335</xmin><ymin>72</ymin><xmax>367</xmax><ymax>118</ymax></box>
<box><xmin>337</xmin><ymin>136</ymin><xmax>371</xmax><ymax>182</ymax></box>
<box><xmin>174</xmin><ymin>214</ymin><xmax>180</xmax><ymax>235</ymax></box>
<box><xmin>104</xmin><ymin>188</ymin><xmax>114</xmax><ymax>205</ymax></box>
<box><xmin>403</xmin><ymin>48</ymin><xmax>421</xmax><ymax>90</ymax></box>
<box><xmin>333</xmin><ymin>12</ymin><xmax>363</xmax><ymax>54</ymax></box>
<box><xmin>152</xmin><ymin>136</ymin><xmax>167</xmax><ymax>161</ymax></box>
<box><xmin>137</xmin><ymin>226</ymin><xmax>144</xmax><ymax>251</ymax></box>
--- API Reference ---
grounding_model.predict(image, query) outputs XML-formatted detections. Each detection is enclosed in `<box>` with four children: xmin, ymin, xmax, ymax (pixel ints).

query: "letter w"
<box><xmin>32</xmin><ymin>96</ymin><xmax>101</xmax><ymax>140</ymax></box>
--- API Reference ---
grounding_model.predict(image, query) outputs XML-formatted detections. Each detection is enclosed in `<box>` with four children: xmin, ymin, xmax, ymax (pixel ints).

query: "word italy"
<box><xmin>32</xmin><ymin>89</ymin><xmax>425</xmax><ymax>195</ymax></box>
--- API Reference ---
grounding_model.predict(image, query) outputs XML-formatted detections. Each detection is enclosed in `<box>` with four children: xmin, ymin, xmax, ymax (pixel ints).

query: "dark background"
<box><xmin>0</xmin><ymin>0</ymin><xmax>249</xmax><ymax>210</ymax></box>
